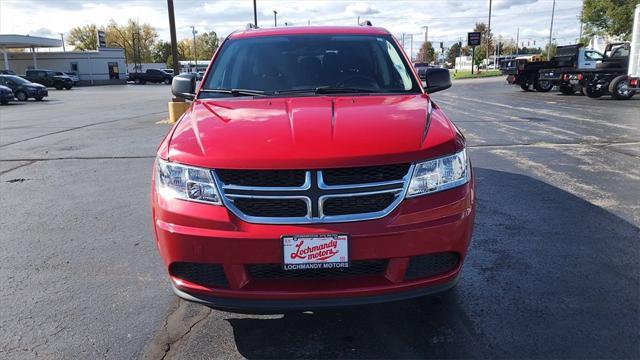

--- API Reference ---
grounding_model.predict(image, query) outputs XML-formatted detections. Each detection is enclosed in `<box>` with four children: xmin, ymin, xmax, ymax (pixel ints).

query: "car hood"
<box><xmin>167</xmin><ymin>94</ymin><xmax>462</xmax><ymax>169</ymax></box>
<box><xmin>25</xmin><ymin>83</ymin><xmax>46</xmax><ymax>89</ymax></box>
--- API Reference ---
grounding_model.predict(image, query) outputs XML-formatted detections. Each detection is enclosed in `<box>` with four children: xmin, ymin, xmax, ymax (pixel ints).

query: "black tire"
<box><xmin>559</xmin><ymin>86</ymin><xmax>575</xmax><ymax>95</ymax></box>
<box><xmin>1</xmin><ymin>99</ymin><xmax>7</xmax><ymax>105</ymax></box>
<box><xmin>520</xmin><ymin>83</ymin><xmax>530</xmax><ymax>91</ymax></box>
<box><xmin>64</xmin><ymin>85</ymin><xmax>72</xmax><ymax>90</ymax></box>
<box><xmin>584</xmin><ymin>85</ymin><xmax>603</xmax><ymax>98</ymax></box>
<box><xmin>54</xmin><ymin>82</ymin><xmax>63</xmax><ymax>90</ymax></box>
<box><xmin>141</xmin><ymin>80</ymin><xmax>147</xmax><ymax>85</ymax></box>
<box><xmin>534</xmin><ymin>79</ymin><xmax>553</xmax><ymax>92</ymax></box>
<box><xmin>134</xmin><ymin>78</ymin><xmax>142</xmax><ymax>85</ymax></box>
<box><xmin>164</xmin><ymin>78</ymin><xmax>171</xmax><ymax>85</ymax></box>
<box><xmin>34</xmin><ymin>96</ymin><xmax>44</xmax><ymax>101</ymax></box>
<box><xmin>609</xmin><ymin>75</ymin><xmax>635</xmax><ymax>100</ymax></box>
<box><xmin>15</xmin><ymin>91</ymin><xmax>28</xmax><ymax>101</ymax></box>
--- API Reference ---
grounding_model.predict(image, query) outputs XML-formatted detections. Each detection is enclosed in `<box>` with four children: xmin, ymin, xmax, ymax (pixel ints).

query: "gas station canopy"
<box><xmin>0</xmin><ymin>34</ymin><xmax>63</xmax><ymax>70</ymax></box>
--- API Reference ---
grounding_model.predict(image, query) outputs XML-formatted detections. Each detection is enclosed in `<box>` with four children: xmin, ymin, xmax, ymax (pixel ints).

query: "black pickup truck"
<box><xmin>127</xmin><ymin>69</ymin><xmax>173</xmax><ymax>85</ymax></box>
<box><xmin>23</xmin><ymin>69</ymin><xmax>74</xmax><ymax>90</ymax></box>
<box><xmin>538</xmin><ymin>45</ymin><xmax>603</xmax><ymax>94</ymax></box>
<box><xmin>502</xmin><ymin>55</ymin><xmax>555</xmax><ymax>92</ymax></box>
<box><xmin>582</xmin><ymin>43</ymin><xmax>634</xmax><ymax>99</ymax></box>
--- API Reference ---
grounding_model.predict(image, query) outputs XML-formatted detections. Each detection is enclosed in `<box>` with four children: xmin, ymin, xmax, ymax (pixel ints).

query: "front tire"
<box><xmin>15</xmin><ymin>91</ymin><xmax>28</xmax><ymax>101</ymax></box>
<box><xmin>34</xmin><ymin>96</ymin><xmax>44</xmax><ymax>101</ymax></box>
<box><xmin>164</xmin><ymin>78</ymin><xmax>171</xmax><ymax>85</ymax></box>
<box><xmin>64</xmin><ymin>85</ymin><xmax>73</xmax><ymax>90</ymax></box>
<box><xmin>134</xmin><ymin>78</ymin><xmax>142</xmax><ymax>85</ymax></box>
<box><xmin>520</xmin><ymin>83</ymin><xmax>531</xmax><ymax>91</ymax></box>
<box><xmin>534</xmin><ymin>79</ymin><xmax>553</xmax><ymax>92</ymax></box>
<box><xmin>54</xmin><ymin>82</ymin><xmax>63</xmax><ymax>90</ymax></box>
<box><xmin>609</xmin><ymin>75</ymin><xmax>635</xmax><ymax>100</ymax></box>
<box><xmin>1</xmin><ymin>99</ymin><xmax>7</xmax><ymax>105</ymax></box>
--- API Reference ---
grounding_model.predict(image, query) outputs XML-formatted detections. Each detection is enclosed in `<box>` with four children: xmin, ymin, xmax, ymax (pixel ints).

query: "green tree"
<box><xmin>67</xmin><ymin>24</ymin><xmax>100</xmax><ymax>51</ymax></box>
<box><xmin>472</xmin><ymin>22</ymin><xmax>494</xmax><ymax>69</ymax></box>
<box><xmin>105</xmin><ymin>19</ymin><xmax>158</xmax><ymax>65</ymax></box>
<box><xmin>197</xmin><ymin>31</ymin><xmax>219</xmax><ymax>59</ymax></box>
<box><xmin>152</xmin><ymin>40</ymin><xmax>172</xmax><ymax>64</ymax></box>
<box><xmin>418</xmin><ymin>41</ymin><xmax>436</xmax><ymax>63</ymax></box>
<box><xmin>581</xmin><ymin>0</ymin><xmax>639</xmax><ymax>41</ymax></box>
<box><xmin>446</xmin><ymin>42</ymin><xmax>462</xmax><ymax>67</ymax></box>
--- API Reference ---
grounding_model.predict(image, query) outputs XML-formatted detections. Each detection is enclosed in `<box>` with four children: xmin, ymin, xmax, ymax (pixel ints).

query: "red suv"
<box><xmin>152</xmin><ymin>26</ymin><xmax>475</xmax><ymax>310</ymax></box>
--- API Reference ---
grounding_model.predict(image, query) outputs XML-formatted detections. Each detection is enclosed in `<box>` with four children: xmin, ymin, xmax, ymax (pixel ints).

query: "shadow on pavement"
<box><xmin>217</xmin><ymin>168</ymin><xmax>639</xmax><ymax>358</ymax></box>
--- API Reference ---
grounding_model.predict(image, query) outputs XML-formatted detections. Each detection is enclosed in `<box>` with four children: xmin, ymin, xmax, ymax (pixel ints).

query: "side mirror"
<box><xmin>425</xmin><ymin>67</ymin><xmax>452</xmax><ymax>93</ymax></box>
<box><xmin>172</xmin><ymin>73</ymin><xmax>197</xmax><ymax>100</ymax></box>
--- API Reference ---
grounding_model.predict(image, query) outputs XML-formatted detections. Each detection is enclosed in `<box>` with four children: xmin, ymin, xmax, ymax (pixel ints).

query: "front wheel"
<box><xmin>520</xmin><ymin>83</ymin><xmax>531</xmax><ymax>91</ymax></box>
<box><xmin>64</xmin><ymin>85</ymin><xmax>72</xmax><ymax>90</ymax></box>
<box><xmin>54</xmin><ymin>82</ymin><xmax>63</xmax><ymax>90</ymax></box>
<box><xmin>534</xmin><ymin>79</ymin><xmax>553</xmax><ymax>92</ymax></box>
<box><xmin>164</xmin><ymin>78</ymin><xmax>171</xmax><ymax>85</ymax></box>
<box><xmin>1</xmin><ymin>99</ymin><xmax>7</xmax><ymax>105</ymax></box>
<box><xmin>134</xmin><ymin>78</ymin><xmax>142</xmax><ymax>85</ymax></box>
<box><xmin>15</xmin><ymin>91</ymin><xmax>28</xmax><ymax>101</ymax></box>
<box><xmin>34</xmin><ymin>96</ymin><xmax>44</xmax><ymax>101</ymax></box>
<box><xmin>609</xmin><ymin>75</ymin><xmax>635</xmax><ymax>100</ymax></box>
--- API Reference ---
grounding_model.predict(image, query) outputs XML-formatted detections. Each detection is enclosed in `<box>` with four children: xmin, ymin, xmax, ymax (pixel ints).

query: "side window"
<box><xmin>39</xmin><ymin>71</ymin><xmax>47</xmax><ymax>77</ymax></box>
<box><xmin>71</xmin><ymin>62</ymin><xmax>79</xmax><ymax>72</ymax></box>
<box><xmin>585</xmin><ymin>51</ymin><xmax>603</xmax><ymax>61</ymax></box>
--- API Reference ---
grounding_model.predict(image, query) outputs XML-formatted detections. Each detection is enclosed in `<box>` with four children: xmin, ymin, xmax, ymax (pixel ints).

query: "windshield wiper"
<box><xmin>274</xmin><ymin>87</ymin><xmax>381</xmax><ymax>95</ymax></box>
<box><xmin>200</xmin><ymin>88</ymin><xmax>266</xmax><ymax>96</ymax></box>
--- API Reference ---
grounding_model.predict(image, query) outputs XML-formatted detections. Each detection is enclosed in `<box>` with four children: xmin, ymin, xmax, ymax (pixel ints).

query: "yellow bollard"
<box><xmin>167</xmin><ymin>101</ymin><xmax>191</xmax><ymax>125</ymax></box>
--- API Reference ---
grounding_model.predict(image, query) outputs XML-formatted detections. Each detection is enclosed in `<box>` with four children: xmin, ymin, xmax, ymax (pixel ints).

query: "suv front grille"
<box><xmin>248</xmin><ymin>259</ymin><xmax>388</xmax><ymax>279</ymax></box>
<box><xmin>214</xmin><ymin>164</ymin><xmax>413</xmax><ymax>224</ymax></box>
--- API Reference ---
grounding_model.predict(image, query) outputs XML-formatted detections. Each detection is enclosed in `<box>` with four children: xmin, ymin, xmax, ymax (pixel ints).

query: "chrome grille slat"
<box><xmin>212</xmin><ymin>165</ymin><xmax>413</xmax><ymax>224</ymax></box>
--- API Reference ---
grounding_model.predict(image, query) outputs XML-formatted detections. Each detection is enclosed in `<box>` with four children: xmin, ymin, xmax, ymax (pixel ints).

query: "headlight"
<box><xmin>406</xmin><ymin>149</ymin><xmax>469</xmax><ymax>197</ymax></box>
<box><xmin>156</xmin><ymin>159</ymin><xmax>222</xmax><ymax>205</ymax></box>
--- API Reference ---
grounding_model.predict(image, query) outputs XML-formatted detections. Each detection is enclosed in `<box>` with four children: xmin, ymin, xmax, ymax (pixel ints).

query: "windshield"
<box><xmin>201</xmin><ymin>34</ymin><xmax>420</xmax><ymax>98</ymax></box>
<box><xmin>5</xmin><ymin>75</ymin><xmax>30</xmax><ymax>85</ymax></box>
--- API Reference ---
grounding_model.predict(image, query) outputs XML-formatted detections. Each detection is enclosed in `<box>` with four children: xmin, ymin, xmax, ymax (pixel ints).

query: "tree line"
<box><xmin>66</xmin><ymin>20</ymin><xmax>219</xmax><ymax>66</ymax></box>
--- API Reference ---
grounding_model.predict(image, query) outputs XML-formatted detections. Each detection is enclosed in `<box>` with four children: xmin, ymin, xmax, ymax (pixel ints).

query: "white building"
<box><xmin>1</xmin><ymin>34</ymin><xmax>126</xmax><ymax>85</ymax></box>
<box><xmin>454</xmin><ymin>56</ymin><xmax>473</xmax><ymax>71</ymax></box>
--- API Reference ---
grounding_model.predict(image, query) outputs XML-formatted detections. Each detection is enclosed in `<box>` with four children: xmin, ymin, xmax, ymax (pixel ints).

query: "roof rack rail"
<box><xmin>359</xmin><ymin>20</ymin><xmax>373</xmax><ymax>26</ymax></box>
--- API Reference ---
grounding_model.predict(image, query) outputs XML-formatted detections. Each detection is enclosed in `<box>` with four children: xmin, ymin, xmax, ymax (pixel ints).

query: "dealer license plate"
<box><xmin>282</xmin><ymin>234</ymin><xmax>349</xmax><ymax>270</ymax></box>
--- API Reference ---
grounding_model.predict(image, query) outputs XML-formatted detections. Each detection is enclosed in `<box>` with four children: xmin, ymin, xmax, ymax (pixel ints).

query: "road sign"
<box><xmin>97</xmin><ymin>30</ymin><xmax>107</xmax><ymax>48</ymax></box>
<box><xmin>468</xmin><ymin>32</ymin><xmax>481</xmax><ymax>47</ymax></box>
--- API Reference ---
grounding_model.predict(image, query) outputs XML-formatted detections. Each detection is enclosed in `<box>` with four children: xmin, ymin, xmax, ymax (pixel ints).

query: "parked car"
<box><xmin>0</xmin><ymin>84</ymin><xmax>14</xmax><ymax>105</ymax></box>
<box><xmin>127</xmin><ymin>69</ymin><xmax>173</xmax><ymax>84</ymax></box>
<box><xmin>163</xmin><ymin>69</ymin><xmax>175</xmax><ymax>75</ymax></box>
<box><xmin>0</xmin><ymin>74</ymin><xmax>48</xmax><ymax>101</ymax></box>
<box><xmin>153</xmin><ymin>25</ymin><xmax>474</xmax><ymax>311</ymax></box>
<box><xmin>0</xmin><ymin>69</ymin><xmax>17</xmax><ymax>75</ymax></box>
<box><xmin>413</xmin><ymin>62</ymin><xmax>429</xmax><ymax>80</ymax></box>
<box><xmin>63</xmin><ymin>71</ymin><xmax>80</xmax><ymax>84</ymax></box>
<box><xmin>23</xmin><ymin>69</ymin><xmax>73</xmax><ymax>90</ymax></box>
<box><xmin>583</xmin><ymin>42</ymin><xmax>635</xmax><ymax>99</ymax></box>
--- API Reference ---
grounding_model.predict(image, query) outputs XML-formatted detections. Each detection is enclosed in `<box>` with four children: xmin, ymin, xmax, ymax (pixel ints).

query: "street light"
<box><xmin>273</xmin><ymin>10</ymin><xmax>278</xmax><ymax>27</ymax></box>
<box><xmin>191</xmin><ymin>25</ymin><xmax>198</xmax><ymax>72</ymax></box>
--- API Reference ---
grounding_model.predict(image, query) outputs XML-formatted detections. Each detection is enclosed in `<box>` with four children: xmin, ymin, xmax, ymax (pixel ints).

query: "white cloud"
<box><xmin>494</xmin><ymin>0</ymin><xmax>538</xmax><ymax>10</ymax></box>
<box><xmin>346</xmin><ymin>2</ymin><xmax>380</xmax><ymax>16</ymax></box>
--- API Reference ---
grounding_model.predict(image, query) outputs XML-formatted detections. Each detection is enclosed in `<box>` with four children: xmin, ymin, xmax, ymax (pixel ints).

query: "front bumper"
<box><xmin>152</xmin><ymin>174</ymin><xmax>475</xmax><ymax>310</ymax></box>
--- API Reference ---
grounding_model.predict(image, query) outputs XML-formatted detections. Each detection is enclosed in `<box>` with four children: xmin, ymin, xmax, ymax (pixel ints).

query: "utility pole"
<box><xmin>548</xmin><ymin>0</ymin><xmax>556</xmax><ymax>60</ymax></box>
<box><xmin>253</xmin><ymin>0</ymin><xmax>258</xmax><ymax>28</ymax></box>
<box><xmin>273</xmin><ymin>10</ymin><xmax>277</xmax><ymax>27</ymax></box>
<box><xmin>422</xmin><ymin>25</ymin><xmax>428</xmax><ymax>43</ymax></box>
<box><xmin>191</xmin><ymin>25</ymin><xmax>198</xmax><ymax>71</ymax></box>
<box><xmin>516</xmin><ymin>27</ymin><xmax>519</xmax><ymax>55</ymax></box>
<box><xmin>487</xmin><ymin>0</ymin><xmax>492</xmax><ymax>71</ymax></box>
<box><xmin>578</xmin><ymin>6</ymin><xmax>583</xmax><ymax>43</ymax></box>
<box><xmin>59</xmin><ymin>33</ymin><xmax>65</xmax><ymax>52</ymax></box>
<box><xmin>410</xmin><ymin>34</ymin><xmax>413</xmax><ymax>62</ymax></box>
<box><xmin>167</xmin><ymin>0</ymin><xmax>180</xmax><ymax>83</ymax></box>
<box><xmin>357</xmin><ymin>16</ymin><xmax>360</xmax><ymax>25</ymax></box>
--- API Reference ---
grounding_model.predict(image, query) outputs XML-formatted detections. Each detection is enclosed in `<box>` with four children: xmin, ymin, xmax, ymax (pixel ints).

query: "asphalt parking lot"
<box><xmin>0</xmin><ymin>78</ymin><xmax>638</xmax><ymax>359</ymax></box>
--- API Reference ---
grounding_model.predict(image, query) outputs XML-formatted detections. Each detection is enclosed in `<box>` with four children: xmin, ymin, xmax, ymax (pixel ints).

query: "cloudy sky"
<box><xmin>1</xmin><ymin>0</ymin><xmax>583</xmax><ymax>53</ymax></box>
